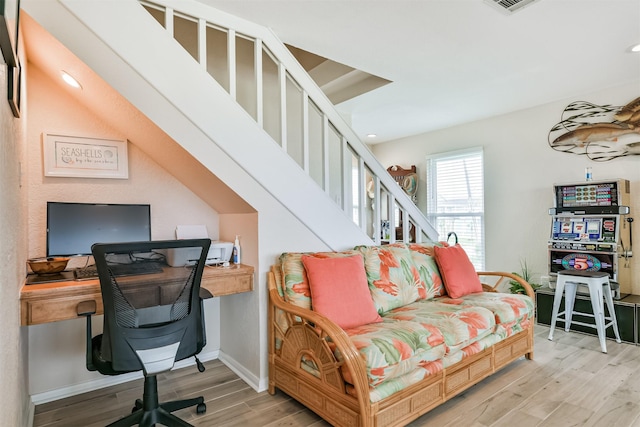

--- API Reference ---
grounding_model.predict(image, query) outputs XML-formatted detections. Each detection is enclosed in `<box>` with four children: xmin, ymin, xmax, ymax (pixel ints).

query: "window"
<box><xmin>426</xmin><ymin>147</ymin><xmax>484</xmax><ymax>269</ymax></box>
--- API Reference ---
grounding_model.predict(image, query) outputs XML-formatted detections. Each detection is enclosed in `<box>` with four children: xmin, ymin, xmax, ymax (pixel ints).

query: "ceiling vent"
<box><xmin>484</xmin><ymin>0</ymin><xmax>542</xmax><ymax>14</ymax></box>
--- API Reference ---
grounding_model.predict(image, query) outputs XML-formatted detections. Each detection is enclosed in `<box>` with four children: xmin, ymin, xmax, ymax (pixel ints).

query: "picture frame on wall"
<box><xmin>43</xmin><ymin>134</ymin><xmax>130</xmax><ymax>179</ymax></box>
<box><xmin>0</xmin><ymin>0</ymin><xmax>20</xmax><ymax>67</ymax></box>
<box><xmin>8</xmin><ymin>57</ymin><xmax>20</xmax><ymax>117</ymax></box>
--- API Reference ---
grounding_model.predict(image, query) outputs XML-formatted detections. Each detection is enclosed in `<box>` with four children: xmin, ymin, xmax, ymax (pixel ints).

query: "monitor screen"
<box><xmin>47</xmin><ymin>202</ymin><xmax>151</xmax><ymax>256</ymax></box>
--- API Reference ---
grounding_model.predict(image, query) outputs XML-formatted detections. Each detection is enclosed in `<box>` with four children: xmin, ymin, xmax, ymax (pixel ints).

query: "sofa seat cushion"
<box><xmin>494</xmin><ymin>314</ymin><xmax>533</xmax><ymax>340</ymax></box>
<box><xmin>442</xmin><ymin>333</ymin><xmax>502</xmax><ymax>368</ymax></box>
<box><xmin>336</xmin><ymin>320</ymin><xmax>447</xmax><ymax>387</ymax></box>
<box><xmin>365</xmin><ymin>359</ymin><xmax>443</xmax><ymax>403</ymax></box>
<box><xmin>382</xmin><ymin>299</ymin><xmax>496</xmax><ymax>355</ymax></box>
<box><xmin>439</xmin><ymin>292</ymin><xmax>534</xmax><ymax>328</ymax></box>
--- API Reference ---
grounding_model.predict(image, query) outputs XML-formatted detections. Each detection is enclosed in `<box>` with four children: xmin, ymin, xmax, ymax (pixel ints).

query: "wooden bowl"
<box><xmin>28</xmin><ymin>257</ymin><xmax>70</xmax><ymax>274</ymax></box>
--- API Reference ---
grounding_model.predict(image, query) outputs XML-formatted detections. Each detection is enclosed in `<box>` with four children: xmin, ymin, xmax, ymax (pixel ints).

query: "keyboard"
<box><xmin>74</xmin><ymin>266</ymin><xmax>98</xmax><ymax>280</ymax></box>
<box><xmin>74</xmin><ymin>262</ymin><xmax>163</xmax><ymax>280</ymax></box>
<box><xmin>110</xmin><ymin>262</ymin><xmax>163</xmax><ymax>277</ymax></box>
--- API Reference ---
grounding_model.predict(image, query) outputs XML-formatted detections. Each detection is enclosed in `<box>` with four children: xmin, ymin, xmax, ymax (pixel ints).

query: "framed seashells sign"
<box><xmin>43</xmin><ymin>133</ymin><xmax>129</xmax><ymax>179</ymax></box>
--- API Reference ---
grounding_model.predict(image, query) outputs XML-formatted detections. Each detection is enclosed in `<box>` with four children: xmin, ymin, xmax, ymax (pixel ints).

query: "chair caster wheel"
<box><xmin>197</xmin><ymin>403</ymin><xmax>206</xmax><ymax>414</ymax></box>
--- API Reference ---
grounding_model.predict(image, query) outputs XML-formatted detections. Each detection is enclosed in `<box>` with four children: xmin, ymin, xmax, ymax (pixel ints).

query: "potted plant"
<box><xmin>509</xmin><ymin>259</ymin><xmax>542</xmax><ymax>294</ymax></box>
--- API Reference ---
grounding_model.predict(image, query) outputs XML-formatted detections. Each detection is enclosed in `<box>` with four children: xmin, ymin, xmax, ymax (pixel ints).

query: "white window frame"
<box><xmin>426</xmin><ymin>147</ymin><xmax>485</xmax><ymax>270</ymax></box>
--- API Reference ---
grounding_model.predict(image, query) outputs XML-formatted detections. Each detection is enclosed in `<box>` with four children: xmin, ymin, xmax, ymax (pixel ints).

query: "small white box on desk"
<box><xmin>170</xmin><ymin>225</ymin><xmax>233</xmax><ymax>266</ymax></box>
<box><xmin>206</xmin><ymin>242</ymin><xmax>233</xmax><ymax>264</ymax></box>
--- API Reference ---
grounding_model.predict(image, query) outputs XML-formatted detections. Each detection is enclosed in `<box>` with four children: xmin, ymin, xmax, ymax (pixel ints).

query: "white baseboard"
<box><xmin>30</xmin><ymin>349</ymin><xmax>220</xmax><ymax>405</ymax></box>
<box><xmin>218</xmin><ymin>350</ymin><xmax>268</xmax><ymax>392</ymax></box>
<box><xmin>31</xmin><ymin>371</ymin><xmax>144</xmax><ymax>405</ymax></box>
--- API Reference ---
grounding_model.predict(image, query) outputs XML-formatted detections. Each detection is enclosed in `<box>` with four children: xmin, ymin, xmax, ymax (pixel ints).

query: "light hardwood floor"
<box><xmin>34</xmin><ymin>324</ymin><xmax>640</xmax><ymax>426</ymax></box>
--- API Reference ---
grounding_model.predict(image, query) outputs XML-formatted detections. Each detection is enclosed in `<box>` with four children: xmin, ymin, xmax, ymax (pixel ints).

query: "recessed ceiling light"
<box><xmin>61</xmin><ymin>71</ymin><xmax>82</xmax><ymax>89</ymax></box>
<box><xmin>629</xmin><ymin>43</ymin><xmax>640</xmax><ymax>53</ymax></box>
<box><xmin>367</xmin><ymin>134</ymin><xmax>377</xmax><ymax>138</ymax></box>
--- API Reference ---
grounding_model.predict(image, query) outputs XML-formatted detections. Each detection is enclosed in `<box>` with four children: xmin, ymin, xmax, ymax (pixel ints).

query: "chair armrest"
<box><xmin>477</xmin><ymin>271</ymin><xmax>535</xmax><ymax>299</ymax></box>
<box><xmin>268</xmin><ymin>267</ymin><xmax>372</xmax><ymax>419</ymax></box>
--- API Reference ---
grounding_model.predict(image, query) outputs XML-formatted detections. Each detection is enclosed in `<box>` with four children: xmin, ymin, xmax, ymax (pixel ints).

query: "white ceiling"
<box><xmin>198</xmin><ymin>0</ymin><xmax>640</xmax><ymax>143</ymax></box>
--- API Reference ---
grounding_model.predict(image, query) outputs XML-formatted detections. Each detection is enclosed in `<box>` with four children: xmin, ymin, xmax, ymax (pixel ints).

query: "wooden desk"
<box><xmin>20</xmin><ymin>264</ymin><xmax>254</xmax><ymax>326</ymax></box>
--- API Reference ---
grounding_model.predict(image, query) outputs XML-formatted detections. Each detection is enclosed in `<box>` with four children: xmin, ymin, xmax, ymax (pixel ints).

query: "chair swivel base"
<box><xmin>107</xmin><ymin>375</ymin><xmax>206</xmax><ymax>427</ymax></box>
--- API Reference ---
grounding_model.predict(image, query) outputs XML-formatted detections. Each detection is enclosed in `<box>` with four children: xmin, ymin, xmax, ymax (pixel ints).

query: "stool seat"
<box><xmin>557</xmin><ymin>270</ymin><xmax>609</xmax><ymax>279</ymax></box>
<box><xmin>548</xmin><ymin>270</ymin><xmax>621</xmax><ymax>353</ymax></box>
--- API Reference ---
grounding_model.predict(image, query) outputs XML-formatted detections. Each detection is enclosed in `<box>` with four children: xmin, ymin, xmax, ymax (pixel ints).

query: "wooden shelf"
<box><xmin>20</xmin><ymin>263</ymin><xmax>254</xmax><ymax>326</ymax></box>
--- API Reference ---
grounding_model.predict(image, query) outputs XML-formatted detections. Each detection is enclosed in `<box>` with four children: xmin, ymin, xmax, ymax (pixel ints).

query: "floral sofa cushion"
<box><xmin>448</xmin><ymin>292</ymin><xmax>535</xmax><ymax>339</ymax></box>
<box><xmin>354</xmin><ymin>243</ymin><xmax>426</xmax><ymax>314</ymax></box>
<box><xmin>337</xmin><ymin>319</ymin><xmax>447</xmax><ymax>388</ymax></box>
<box><xmin>435</xmin><ymin>292</ymin><xmax>534</xmax><ymax>338</ymax></box>
<box><xmin>382</xmin><ymin>299</ymin><xmax>496</xmax><ymax>355</ymax></box>
<box><xmin>407</xmin><ymin>243</ymin><xmax>446</xmax><ymax>298</ymax></box>
<box><xmin>333</xmin><ymin>297</ymin><xmax>497</xmax><ymax>390</ymax></box>
<box><xmin>365</xmin><ymin>359</ymin><xmax>444</xmax><ymax>403</ymax></box>
<box><xmin>442</xmin><ymin>333</ymin><xmax>502</xmax><ymax>368</ymax></box>
<box><xmin>444</xmin><ymin>292</ymin><xmax>535</xmax><ymax>325</ymax></box>
<box><xmin>364</xmin><ymin>333</ymin><xmax>502</xmax><ymax>403</ymax></box>
<box><xmin>363</xmin><ymin>294</ymin><xmax>533</xmax><ymax>403</ymax></box>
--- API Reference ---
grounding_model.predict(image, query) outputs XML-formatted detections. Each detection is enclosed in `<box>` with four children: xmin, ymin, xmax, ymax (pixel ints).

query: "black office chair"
<box><xmin>77</xmin><ymin>238</ymin><xmax>212</xmax><ymax>427</ymax></box>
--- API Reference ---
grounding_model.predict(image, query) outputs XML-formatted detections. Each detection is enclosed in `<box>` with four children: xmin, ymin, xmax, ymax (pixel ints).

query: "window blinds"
<box><xmin>426</xmin><ymin>147</ymin><xmax>485</xmax><ymax>269</ymax></box>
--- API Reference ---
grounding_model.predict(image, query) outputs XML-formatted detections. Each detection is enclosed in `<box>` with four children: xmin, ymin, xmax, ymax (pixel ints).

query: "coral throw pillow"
<box><xmin>433</xmin><ymin>244</ymin><xmax>483</xmax><ymax>298</ymax></box>
<box><xmin>302</xmin><ymin>254</ymin><xmax>382</xmax><ymax>329</ymax></box>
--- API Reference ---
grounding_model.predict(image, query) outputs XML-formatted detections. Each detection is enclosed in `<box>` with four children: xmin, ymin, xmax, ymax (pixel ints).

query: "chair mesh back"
<box><xmin>170</xmin><ymin>267</ymin><xmax>196</xmax><ymax>321</ymax></box>
<box><xmin>109</xmin><ymin>274</ymin><xmax>138</xmax><ymax>328</ymax></box>
<box><xmin>107</xmin><ymin>259</ymin><xmax>199</xmax><ymax>329</ymax></box>
<box><xmin>92</xmin><ymin>239</ymin><xmax>211</xmax><ymax>370</ymax></box>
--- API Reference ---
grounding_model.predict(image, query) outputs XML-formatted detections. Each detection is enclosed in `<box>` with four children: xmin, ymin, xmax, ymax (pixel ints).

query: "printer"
<box><xmin>206</xmin><ymin>241</ymin><xmax>233</xmax><ymax>264</ymax></box>
<box><xmin>162</xmin><ymin>225</ymin><xmax>233</xmax><ymax>267</ymax></box>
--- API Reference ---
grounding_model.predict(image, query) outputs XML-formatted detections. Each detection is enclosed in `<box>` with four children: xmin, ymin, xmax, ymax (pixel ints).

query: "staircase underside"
<box><xmin>286</xmin><ymin>44</ymin><xmax>391</xmax><ymax>105</ymax></box>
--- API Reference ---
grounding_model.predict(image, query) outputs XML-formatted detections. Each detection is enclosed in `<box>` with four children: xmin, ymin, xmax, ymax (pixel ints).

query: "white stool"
<box><xmin>548</xmin><ymin>270</ymin><xmax>621</xmax><ymax>353</ymax></box>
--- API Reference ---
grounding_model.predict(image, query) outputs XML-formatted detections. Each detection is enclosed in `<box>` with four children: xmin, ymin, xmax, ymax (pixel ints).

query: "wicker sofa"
<box><xmin>267</xmin><ymin>242</ymin><xmax>535</xmax><ymax>427</ymax></box>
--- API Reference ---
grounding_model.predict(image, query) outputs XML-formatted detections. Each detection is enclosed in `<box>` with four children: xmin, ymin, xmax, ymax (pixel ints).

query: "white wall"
<box><xmin>372</xmin><ymin>82</ymin><xmax>640</xmax><ymax>294</ymax></box>
<box><xmin>0</xmin><ymin>41</ymin><xmax>30</xmax><ymax>427</ymax></box>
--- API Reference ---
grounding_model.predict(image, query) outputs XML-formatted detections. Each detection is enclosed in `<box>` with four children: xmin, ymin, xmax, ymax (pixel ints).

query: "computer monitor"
<box><xmin>46</xmin><ymin>202</ymin><xmax>151</xmax><ymax>257</ymax></box>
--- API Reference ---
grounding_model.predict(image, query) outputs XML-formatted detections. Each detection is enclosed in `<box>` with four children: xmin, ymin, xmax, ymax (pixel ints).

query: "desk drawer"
<box><xmin>203</xmin><ymin>274</ymin><xmax>253</xmax><ymax>296</ymax></box>
<box><xmin>23</xmin><ymin>294</ymin><xmax>103</xmax><ymax>325</ymax></box>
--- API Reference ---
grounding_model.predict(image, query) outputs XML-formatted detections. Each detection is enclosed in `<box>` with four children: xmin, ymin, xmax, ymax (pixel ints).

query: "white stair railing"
<box><xmin>141</xmin><ymin>0</ymin><xmax>437</xmax><ymax>243</ymax></box>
